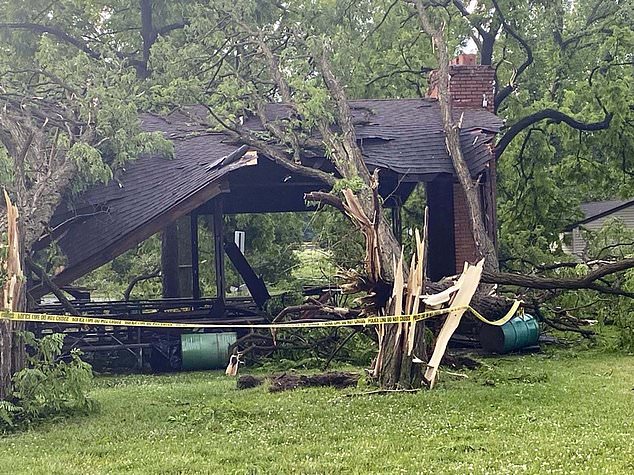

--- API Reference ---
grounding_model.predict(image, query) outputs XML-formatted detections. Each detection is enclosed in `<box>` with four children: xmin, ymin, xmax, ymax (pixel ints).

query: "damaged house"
<box><xmin>29</xmin><ymin>55</ymin><xmax>503</xmax><ymax>363</ymax></box>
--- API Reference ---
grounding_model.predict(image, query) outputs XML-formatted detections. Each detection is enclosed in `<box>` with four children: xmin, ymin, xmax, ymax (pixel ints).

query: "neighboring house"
<box><xmin>562</xmin><ymin>199</ymin><xmax>634</xmax><ymax>257</ymax></box>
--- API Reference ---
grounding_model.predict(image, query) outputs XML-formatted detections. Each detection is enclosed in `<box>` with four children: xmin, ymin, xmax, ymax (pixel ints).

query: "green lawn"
<box><xmin>1</xmin><ymin>350</ymin><xmax>633</xmax><ymax>474</ymax></box>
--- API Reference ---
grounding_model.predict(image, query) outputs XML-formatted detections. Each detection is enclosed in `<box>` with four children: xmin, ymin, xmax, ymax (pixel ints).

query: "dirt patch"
<box><xmin>236</xmin><ymin>371</ymin><xmax>360</xmax><ymax>392</ymax></box>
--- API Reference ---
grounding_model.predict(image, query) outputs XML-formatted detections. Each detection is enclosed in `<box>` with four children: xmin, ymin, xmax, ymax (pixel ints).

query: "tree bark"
<box><xmin>414</xmin><ymin>1</ymin><xmax>498</xmax><ymax>272</ymax></box>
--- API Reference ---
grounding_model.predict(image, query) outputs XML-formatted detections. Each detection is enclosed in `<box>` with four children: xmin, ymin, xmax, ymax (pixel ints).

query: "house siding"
<box><xmin>566</xmin><ymin>202</ymin><xmax>634</xmax><ymax>257</ymax></box>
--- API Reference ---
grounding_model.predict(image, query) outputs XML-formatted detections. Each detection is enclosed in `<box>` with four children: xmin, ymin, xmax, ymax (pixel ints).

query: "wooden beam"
<box><xmin>177</xmin><ymin>215</ymin><xmax>193</xmax><ymax>297</ymax></box>
<box><xmin>224</xmin><ymin>239</ymin><xmax>270</xmax><ymax>308</ymax></box>
<box><xmin>213</xmin><ymin>198</ymin><xmax>225</xmax><ymax>310</ymax></box>
<box><xmin>191</xmin><ymin>213</ymin><xmax>200</xmax><ymax>300</ymax></box>
<box><xmin>161</xmin><ymin>224</ymin><xmax>180</xmax><ymax>298</ymax></box>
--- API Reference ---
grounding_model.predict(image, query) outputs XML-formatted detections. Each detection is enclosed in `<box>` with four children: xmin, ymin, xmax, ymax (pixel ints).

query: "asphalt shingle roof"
<box><xmin>48</xmin><ymin>98</ymin><xmax>502</xmax><ymax>284</ymax></box>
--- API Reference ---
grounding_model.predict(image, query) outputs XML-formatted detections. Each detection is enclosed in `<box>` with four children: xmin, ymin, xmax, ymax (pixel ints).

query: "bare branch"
<box><xmin>365</xmin><ymin>67</ymin><xmax>433</xmax><ymax>87</ymax></box>
<box><xmin>490</xmin><ymin>0</ymin><xmax>533</xmax><ymax>111</ymax></box>
<box><xmin>124</xmin><ymin>269</ymin><xmax>161</xmax><ymax>301</ymax></box>
<box><xmin>496</xmin><ymin>108</ymin><xmax>613</xmax><ymax>158</ymax></box>
<box><xmin>0</xmin><ymin>22</ymin><xmax>102</xmax><ymax>59</ymax></box>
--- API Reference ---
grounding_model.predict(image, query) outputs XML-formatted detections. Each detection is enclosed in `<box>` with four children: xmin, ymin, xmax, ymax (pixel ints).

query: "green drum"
<box><xmin>181</xmin><ymin>332</ymin><xmax>237</xmax><ymax>370</ymax></box>
<box><xmin>479</xmin><ymin>313</ymin><xmax>540</xmax><ymax>354</ymax></box>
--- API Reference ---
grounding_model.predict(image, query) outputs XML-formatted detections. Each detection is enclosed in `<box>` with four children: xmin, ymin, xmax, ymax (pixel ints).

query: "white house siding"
<box><xmin>566</xmin><ymin>202</ymin><xmax>634</xmax><ymax>257</ymax></box>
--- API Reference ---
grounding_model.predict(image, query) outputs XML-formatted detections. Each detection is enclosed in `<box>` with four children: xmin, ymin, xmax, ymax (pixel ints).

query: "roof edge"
<box><xmin>564</xmin><ymin>199</ymin><xmax>634</xmax><ymax>231</ymax></box>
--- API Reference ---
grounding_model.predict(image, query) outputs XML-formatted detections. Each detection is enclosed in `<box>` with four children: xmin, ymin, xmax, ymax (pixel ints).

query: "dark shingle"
<box><xmin>580</xmin><ymin>200</ymin><xmax>632</xmax><ymax>221</ymax></box>
<box><xmin>49</xmin><ymin>98</ymin><xmax>501</xmax><ymax>284</ymax></box>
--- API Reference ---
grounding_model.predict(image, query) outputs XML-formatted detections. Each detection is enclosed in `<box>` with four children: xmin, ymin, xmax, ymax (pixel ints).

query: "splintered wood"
<box><xmin>423</xmin><ymin>260</ymin><xmax>483</xmax><ymax>388</ymax></box>
<box><xmin>1</xmin><ymin>190</ymin><xmax>22</xmax><ymax>311</ymax></box>
<box><xmin>372</xmin><ymin>213</ymin><xmax>429</xmax><ymax>387</ymax></box>
<box><xmin>0</xmin><ymin>190</ymin><xmax>25</xmax><ymax>399</ymax></box>
<box><xmin>376</xmin><ymin>213</ymin><xmax>484</xmax><ymax>389</ymax></box>
<box><xmin>341</xmin><ymin>188</ymin><xmax>382</xmax><ymax>282</ymax></box>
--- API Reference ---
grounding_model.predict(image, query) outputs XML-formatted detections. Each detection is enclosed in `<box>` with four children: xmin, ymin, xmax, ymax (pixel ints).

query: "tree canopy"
<box><xmin>2</xmin><ymin>0</ymin><xmax>631</xmax><ymax>263</ymax></box>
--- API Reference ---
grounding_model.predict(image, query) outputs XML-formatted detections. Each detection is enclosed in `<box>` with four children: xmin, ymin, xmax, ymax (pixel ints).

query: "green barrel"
<box><xmin>479</xmin><ymin>313</ymin><xmax>540</xmax><ymax>354</ymax></box>
<box><xmin>181</xmin><ymin>332</ymin><xmax>237</xmax><ymax>370</ymax></box>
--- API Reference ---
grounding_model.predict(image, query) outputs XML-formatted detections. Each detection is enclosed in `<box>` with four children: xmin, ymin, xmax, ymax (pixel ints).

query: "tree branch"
<box><xmin>123</xmin><ymin>269</ymin><xmax>161</xmax><ymax>301</ymax></box>
<box><xmin>25</xmin><ymin>255</ymin><xmax>80</xmax><ymax>315</ymax></box>
<box><xmin>490</xmin><ymin>0</ymin><xmax>533</xmax><ymax>111</ymax></box>
<box><xmin>482</xmin><ymin>257</ymin><xmax>634</xmax><ymax>299</ymax></box>
<box><xmin>365</xmin><ymin>67</ymin><xmax>433</xmax><ymax>87</ymax></box>
<box><xmin>304</xmin><ymin>191</ymin><xmax>346</xmax><ymax>213</ymax></box>
<box><xmin>0</xmin><ymin>22</ymin><xmax>102</xmax><ymax>59</ymax></box>
<box><xmin>496</xmin><ymin>108</ymin><xmax>613</xmax><ymax>158</ymax></box>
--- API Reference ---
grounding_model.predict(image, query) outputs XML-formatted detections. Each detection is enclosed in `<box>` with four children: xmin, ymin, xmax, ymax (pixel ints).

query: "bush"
<box><xmin>0</xmin><ymin>332</ymin><xmax>95</xmax><ymax>432</ymax></box>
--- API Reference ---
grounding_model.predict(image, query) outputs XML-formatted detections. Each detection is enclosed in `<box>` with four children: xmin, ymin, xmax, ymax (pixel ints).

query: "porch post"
<box><xmin>213</xmin><ymin>198</ymin><xmax>225</xmax><ymax>308</ymax></box>
<box><xmin>161</xmin><ymin>224</ymin><xmax>180</xmax><ymax>298</ymax></box>
<box><xmin>425</xmin><ymin>176</ymin><xmax>456</xmax><ymax>281</ymax></box>
<box><xmin>190</xmin><ymin>212</ymin><xmax>200</xmax><ymax>300</ymax></box>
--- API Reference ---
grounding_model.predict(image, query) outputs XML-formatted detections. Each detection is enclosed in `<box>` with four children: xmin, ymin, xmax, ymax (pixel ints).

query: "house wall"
<box><xmin>566</xmin><ymin>203</ymin><xmax>634</xmax><ymax>257</ymax></box>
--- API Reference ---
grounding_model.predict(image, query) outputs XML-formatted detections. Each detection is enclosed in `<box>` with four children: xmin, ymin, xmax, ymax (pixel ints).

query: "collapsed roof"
<box><xmin>42</xmin><ymin>98</ymin><xmax>502</xmax><ymax>286</ymax></box>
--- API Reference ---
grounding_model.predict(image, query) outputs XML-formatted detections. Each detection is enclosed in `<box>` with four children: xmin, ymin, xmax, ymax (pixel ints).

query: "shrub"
<box><xmin>0</xmin><ymin>332</ymin><xmax>95</xmax><ymax>432</ymax></box>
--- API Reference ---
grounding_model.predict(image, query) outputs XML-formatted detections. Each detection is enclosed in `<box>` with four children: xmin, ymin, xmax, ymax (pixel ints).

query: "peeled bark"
<box><xmin>0</xmin><ymin>192</ymin><xmax>25</xmax><ymax>400</ymax></box>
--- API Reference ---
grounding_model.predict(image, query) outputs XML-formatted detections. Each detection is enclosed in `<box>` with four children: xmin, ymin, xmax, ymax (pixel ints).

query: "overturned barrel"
<box><xmin>479</xmin><ymin>313</ymin><xmax>540</xmax><ymax>354</ymax></box>
<box><xmin>181</xmin><ymin>332</ymin><xmax>237</xmax><ymax>370</ymax></box>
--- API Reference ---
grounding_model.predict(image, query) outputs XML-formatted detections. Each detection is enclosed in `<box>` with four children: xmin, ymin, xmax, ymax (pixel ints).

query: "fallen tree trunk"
<box><xmin>482</xmin><ymin>262</ymin><xmax>634</xmax><ymax>299</ymax></box>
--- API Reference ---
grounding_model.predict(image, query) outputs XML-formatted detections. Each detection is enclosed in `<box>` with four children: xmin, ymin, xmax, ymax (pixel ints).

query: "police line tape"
<box><xmin>0</xmin><ymin>300</ymin><xmax>521</xmax><ymax>329</ymax></box>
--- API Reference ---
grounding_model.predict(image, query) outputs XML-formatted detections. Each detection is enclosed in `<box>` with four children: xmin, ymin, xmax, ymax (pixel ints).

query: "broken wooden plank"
<box><xmin>424</xmin><ymin>259</ymin><xmax>484</xmax><ymax>388</ymax></box>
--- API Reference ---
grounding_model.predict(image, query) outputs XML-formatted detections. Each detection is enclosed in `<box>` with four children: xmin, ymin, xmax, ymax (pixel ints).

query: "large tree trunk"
<box><xmin>415</xmin><ymin>1</ymin><xmax>498</xmax><ymax>273</ymax></box>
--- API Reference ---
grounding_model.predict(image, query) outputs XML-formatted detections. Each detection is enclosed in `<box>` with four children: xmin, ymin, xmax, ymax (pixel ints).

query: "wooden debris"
<box><xmin>424</xmin><ymin>260</ymin><xmax>484</xmax><ymax>388</ymax></box>
<box><xmin>225</xmin><ymin>349</ymin><xmax>243</xmax><ymax>376</ymax></box>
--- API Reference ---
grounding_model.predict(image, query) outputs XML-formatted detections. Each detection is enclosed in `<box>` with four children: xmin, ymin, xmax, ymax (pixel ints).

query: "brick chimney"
<box><xmin>426</xmin><ymin>53</ymin><xmax>495</xmax><ymax>112</ymax></box>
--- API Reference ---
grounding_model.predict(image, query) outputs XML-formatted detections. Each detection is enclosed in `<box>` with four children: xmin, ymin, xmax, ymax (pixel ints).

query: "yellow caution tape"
<box><xmin>0</xmin><ymin>301</ymin><xmax>521</xmax><ymax>329</ymax></box>
<box><xmin>467</xmin><ymin>299</ymin><xmax>521</xmax><ymax>327</ymax></box>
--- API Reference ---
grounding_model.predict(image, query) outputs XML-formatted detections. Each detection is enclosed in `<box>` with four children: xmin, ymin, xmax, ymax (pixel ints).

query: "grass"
<box><xmin>1</xmin><ymin>349</ymin><xmax>634</xmax><ymax>474</ymax></box>
<box><xmin>291</xmin><ymin>247</ymin><xmax>338</xmax><ymax>285</ymax></box>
